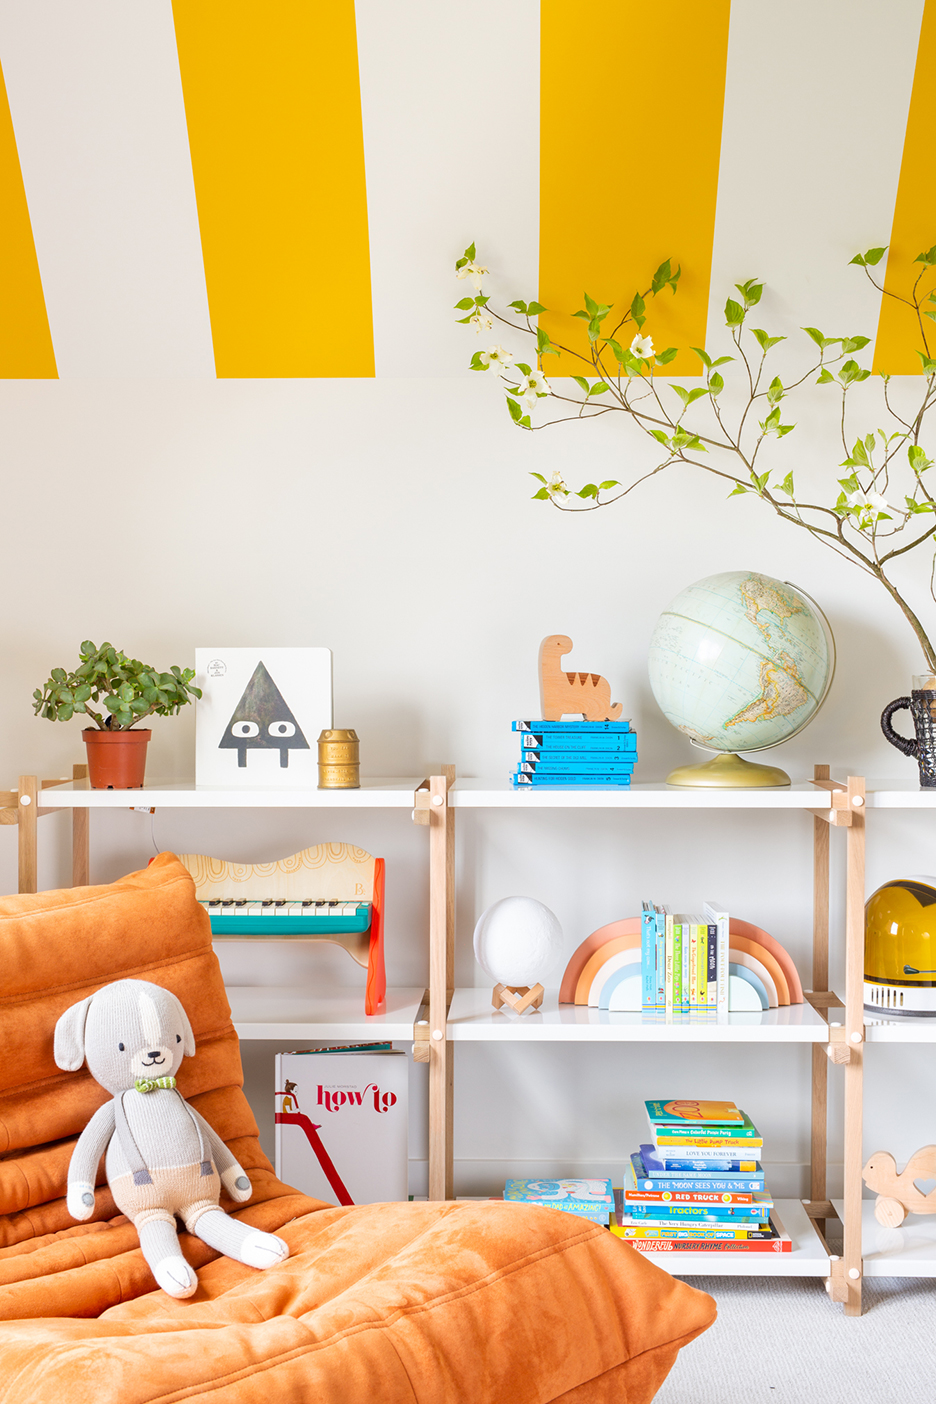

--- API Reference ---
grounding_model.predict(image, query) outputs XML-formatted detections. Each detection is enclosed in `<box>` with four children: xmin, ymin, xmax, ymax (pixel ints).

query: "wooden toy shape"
<box><xmin>862</xmin><ymin>1146</ymin><xmax>936</xmax><ymax>1227</ymax></box>
<box><xmin>492</xmin><ymin>983</ymin><xmax>545</xmax><ymax>1014</ymax></box>
<box><xmin>539</xmin><ymin>636</ymin><xmax>623</xmax><ymax>722</ymax></box>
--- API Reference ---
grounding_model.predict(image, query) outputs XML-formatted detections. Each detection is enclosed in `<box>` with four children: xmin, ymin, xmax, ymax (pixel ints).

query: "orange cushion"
<box><xmin>0</xmin><ymin>854</ymin><xmax>715</xmax><ymax>1402</ymax></box>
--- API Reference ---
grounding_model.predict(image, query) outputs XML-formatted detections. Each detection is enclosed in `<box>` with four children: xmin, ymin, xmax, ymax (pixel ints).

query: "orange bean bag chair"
<box><xmin>0</xmin><ymin>854</ymin><xmax>715</xmax><ymax>1402</ymax></box>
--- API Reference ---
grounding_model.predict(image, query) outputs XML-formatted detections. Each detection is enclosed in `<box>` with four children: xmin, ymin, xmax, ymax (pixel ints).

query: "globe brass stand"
<box><xmin>666</xmin><ymin>751</ymin><xmax>791</xmax><ymax>788</ymax></box>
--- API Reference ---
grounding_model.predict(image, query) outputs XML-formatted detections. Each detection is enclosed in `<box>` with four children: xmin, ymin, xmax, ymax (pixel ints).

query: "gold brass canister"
<box><xmin>317</xmin><ymin>729</ymin><xmax>360</xmax><ymax>789</ymax></box>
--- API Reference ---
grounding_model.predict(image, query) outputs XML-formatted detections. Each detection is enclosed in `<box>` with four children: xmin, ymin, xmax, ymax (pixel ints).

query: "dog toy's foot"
<box><xmin>153</xmin><ymin>1255</ymin><xmax>198</xmax><ymax>1298</ymax></box>
<box><xmin>239</xmin><ymin>1231</ymin><xmax>289</xmax><ymax>1270</ymax></box>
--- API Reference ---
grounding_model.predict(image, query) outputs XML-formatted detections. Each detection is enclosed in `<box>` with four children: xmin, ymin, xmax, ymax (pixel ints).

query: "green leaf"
<box><xmin>104</xmin><ymin>695</ymin><xmax>122</xmax><ymax>713</ymax></box>
<box><xmin>530</xmin><ymin>473</ymin><xmax>547</xmax><ymax>483</ymax></box>
<box><xmin>518</xmin><ymin>415</ymin><xmax>532</xmax><ymax>429</ymax></box>
<box><xmin>655</xmin><ymin>346</ymin><xmax>678</xmax><ymax>366</ymax></box>
<box><xmin>803</xmin><ymin>326</ymin><xmax>829</xmax><ymax>347</ymax></box>
<box><xmin>909</xmin><ymin>444</ymin><xmax>933</xmax><ymax>474</ymax></box>
<box><xmin>536</xmin><ymin>327</ymin><xmax>559</xmax><ymax>356</ymax></box>
<box><xmin>599</xmin><ymin>480</ymin><xmax>619</xmax><ymax>489</ymax></box>
<box><xmin>779</xmin><ymin>472</ymin><xmax>795</xmax><ymax>497</ymax></box>
<box><xmin>526</xmin><ymin>301</ymin><xmax>547</xmax><ymax>316</ymax></box>
<box><xmin>917</xmin><ymin>350</ymin><xmax>936</xmax><ymax>375</ymax></box>
<box><xmin>130</xmin><ymin>698</ymin><xmax>150</xmax><ymax>714</ymax></box>
<box><xmin>469</xmin><ymin>352</ymin><xmax>486</xmax><ymax>371</ymax></box>
<box><xmin>454</xmin><ymin>298</ymin><xmax>474</xmax><ymax>311</ymax></box>
<box><xmin>606</xmin><ymin>338</ymin><xmax>626</xmax><ymax>363</ymax></box>
<box><xmin>671</xmin><ymin>385</ymin><xmax>691</xmax><ymax>407</ymax></box>
<box><xmin>50</xmin><ymin>668</ymin><xmax>65</xmax><ymax>684</ymax></box>
<box><xmin>508</xmin><ymin>299</ymin><xmax>529</xmax><ymax>315</ymax></box>
<box><xmin>630</xmin><ymin>293</ymin><xmax>646</xmax><ymax>328</ymax></box>
<box><xmin>752</xmin><ymin>328</ymin><xmax>786</xmax><ymax>352</ymax></box>
<box><xmin>915</xmin><ymin>244</ymin><xmax>936</xmax><ymax>266</ymax></box>
<box><xmin>691</xmin><ymin>346</ymin><xmax>712</xmax><ymax>368</ymax></box>
<box><xmin>735</xmin><ymin>279</ymin><xmax>763</xmax><ymax>307</ymax></box>
<box><xmin>583</xmin><ymin>292</ymin><xmax>598</xmax><ymax>316</ymax></box>
<box><xmin>58</xmin><ymin>704</ymin><xmax>74</xmax><ymax>721</ymax></box>
<box><xmin>906</xmin><ymin>496</ymin><xmax>935</xmax><ymax>514</ymax></box>
<box><xmin>816</xmin><ymin>368</ymin><xmax>835</xmax><ymax>384</ymax></box>
<box><xmin>841</xmin><ymin>335</ymin><xmax>871</xmax><ymax>353</ymax></box>
<box><xmin>724</xmin><ymin>298</ymin><xmax>745</xmax><ymax>327</ymax></box>
<box><xmin>709</xmin><ymin>371</ymin><xmax>725</xmax><ymax>396</ymax></box>
<box><xmin>728</xmin><ymin>483</ymin><xmax>748</xmax><ymax>496</ymax></box>
<box><xmin>465</xmin><ymin>242</ymin><xmax>476</xmax><ymax>261</ymax></box>
<box><xmin>571</xmin><ymin>375</ymin><xmax>590</xmax><ymax>393</ymax></box>
<box><xmin>839</xmin><ymin>359</ymin><xmax>871</xmax><ymax>385</ymax></box>
<box><xmin>507</xmin><ymin>397</ymin><xmax>523</xmax><ymax>423</ymax></box>
<box><xmin>649</xmin><ymin>429</ymin><xmax>670</xmax><ymax>446</ymax></box>
<box><xmin>577</xmin><ymin>484</ymin><xmax>599</xmax><ymax>499</ymax></box>
<box><xmin>588</xmin><ymin>382</ymin><xmax>610</xmax><ymax>395</ymax></box>
<box><xmin>531</xmin><ymin>487</ymin><xmax>550</xmax><ymax>499</ymax></box>
<box><xmin>516</xmin><ymin>362</ymin><xmax>532</xmax><ymax>375</ymax></box>
<box><xmin>767</xmin><ymin>376</ymin><xmax>784</xmax><ymax>404</ymax></box>
<box><xmin>711</xmin><ymin>356</ymin><xmax>734</xmax><ymax>367</ymax></box>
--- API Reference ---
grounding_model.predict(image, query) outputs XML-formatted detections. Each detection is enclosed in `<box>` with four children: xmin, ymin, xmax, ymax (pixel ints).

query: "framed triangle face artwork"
<box><xmin>195</xmin><ymin>648</ymin><xmax>333</xmax><ymax>788</ymax></box>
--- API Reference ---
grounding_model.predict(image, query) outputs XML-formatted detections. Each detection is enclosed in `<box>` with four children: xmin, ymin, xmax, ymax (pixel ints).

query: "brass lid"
<box><xmin>317</xmin><ymin>729</ymin><xmax>359</xmax><ymax>742</ymax></box>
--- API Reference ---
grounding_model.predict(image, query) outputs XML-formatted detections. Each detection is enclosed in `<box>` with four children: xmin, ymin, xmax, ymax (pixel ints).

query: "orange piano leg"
<box><xmin>364</xmin><ymin>856</ymin><xmax>386</xmax><ymax>1015</ymax></box>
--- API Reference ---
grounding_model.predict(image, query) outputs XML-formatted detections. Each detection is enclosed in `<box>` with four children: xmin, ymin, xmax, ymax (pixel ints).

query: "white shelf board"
<box><xmin>228</xmin><ymin>985</ymin><xmax>425</xmax><ymax>1040</ymax></box>
<box><xmin>834</xmin><ymin>1199</ymin><xmax>936</xmax><ymax>1278</ymax></box>
<box><xmin>36</xmin><ymin>778</ymin><xmax>425</xmax><ymax>808</ymax></box>
<box><xmin>867</xmin><ymin>779</ymin><xmax>936</xmax><ymax>808</ymax></box>
<box><xmin>635</xmin><ymin>1200</ymin><xmax>829</xmax><ymax>1278</ymax></box>
<box><xmin>446</xmin><ymin>988</ymin><xmax>829</xmax><ymax>1041</ymax></box>
<box><xmin>450</xmin><ymin>779</ymin><xmax>832</xmax><ymax>809</ymax></box>
<box><xmin>864</xmin><ymin>1017</ymin><xmax>936</xmax><ymax>1042</ymax></box>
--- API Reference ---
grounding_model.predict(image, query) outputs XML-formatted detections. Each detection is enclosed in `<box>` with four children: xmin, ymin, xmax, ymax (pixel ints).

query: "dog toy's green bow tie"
<box><xmin>135</xmin><ymin>1075</ymin><xmax>176</xmax><ymax>1094</ymax></box>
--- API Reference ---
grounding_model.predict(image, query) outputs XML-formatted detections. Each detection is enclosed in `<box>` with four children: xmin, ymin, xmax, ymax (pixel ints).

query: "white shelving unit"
<box><xmin>420</xmin><ymin>771</ymin><xmax>870</xmax><ymax>1300</ymax></box>
<box><xmin>33</xmin><ymin>777</ymin><xmax>424</xmax><ymax>808</ymax></box>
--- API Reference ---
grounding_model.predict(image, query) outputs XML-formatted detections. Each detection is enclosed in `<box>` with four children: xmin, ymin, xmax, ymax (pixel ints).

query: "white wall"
<box><xmin>1</xmin><ymin>0</ymin><xmax>934</xmax><ymax>1196</ymax></box>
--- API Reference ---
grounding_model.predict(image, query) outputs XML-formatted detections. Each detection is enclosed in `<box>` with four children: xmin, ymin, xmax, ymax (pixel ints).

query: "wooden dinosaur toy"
<box><xmin>862</xmin><ymin>1146</ymin><xmax>936</xmax><ymax>1227</ymax></box>
<box><xmin>538</xmin><ymin>635</ymin><xmax>623</xmax><ymax>722</ymax></box>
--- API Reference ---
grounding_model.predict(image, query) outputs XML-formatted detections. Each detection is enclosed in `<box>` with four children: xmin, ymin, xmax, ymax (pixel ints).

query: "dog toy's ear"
<box><xmin>54</xmin><ymin>993</ymin><xmax>95</xmax><ymax>1071</ymax></box>
<box><xmin>166</xmin><ymin>988</ymin><xmax>196</xmax><ymax>1057</ymax></box>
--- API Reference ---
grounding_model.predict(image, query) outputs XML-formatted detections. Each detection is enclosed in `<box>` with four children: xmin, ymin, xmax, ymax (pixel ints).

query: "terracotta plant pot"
<box><xmin>82</xmin><ymin>728</ymin><xmax>151</xmax><ymax>789</ymax></box>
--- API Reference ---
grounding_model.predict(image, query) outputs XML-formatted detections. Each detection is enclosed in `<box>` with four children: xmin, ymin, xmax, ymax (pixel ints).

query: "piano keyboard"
<box><xmin>200</xmin><ymin>899</ymin><xmax>372</xmax><ymax>937</ymax></box>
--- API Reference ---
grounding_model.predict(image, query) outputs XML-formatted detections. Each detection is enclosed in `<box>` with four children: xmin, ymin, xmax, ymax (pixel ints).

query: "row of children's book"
<box><xmin>510</xmin><ymin>719</ymin><xmax>637</xmax><ymax>789</ymax></box>
<box><xmin>502</xmin><ymin>1100</ymin><xmax>790</xmax><ymax>1254</ymax></box>
<box><xmin>642</xmin><ymin>901</ymin><xmax>729</xmax><ymax>1020</ymax></box>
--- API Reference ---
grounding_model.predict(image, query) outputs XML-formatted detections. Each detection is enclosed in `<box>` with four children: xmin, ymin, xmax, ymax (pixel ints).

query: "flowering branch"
<box><xmin>454</xmin><ymin>241</ymin><xmax>936</xmax><ymax>671</ymax></box>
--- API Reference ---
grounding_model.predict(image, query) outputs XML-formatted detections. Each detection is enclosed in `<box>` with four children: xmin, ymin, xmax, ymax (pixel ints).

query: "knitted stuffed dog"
<box><xmin>54</xmin><ymin>978</ymin><xmax>289</xmax><ymax>1298</ymax></box>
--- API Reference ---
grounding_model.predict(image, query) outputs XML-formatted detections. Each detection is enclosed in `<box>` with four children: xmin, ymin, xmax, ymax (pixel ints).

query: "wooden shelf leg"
<box><xmin>427</xmin><ymin>769</ymin><xmax>455</xmax><ymax>1201</ymax></box>
<box><xmin>72</xmin><ymin>762</ymin><xmax>89</xmax><ymax>887</ymax></box>
<box><xmin>842</xmin><ymin>776</ymin><xmax>866</xmax><ymax>1316</ymax></box>
<box><xmin>17</xmin><ymin>775</ymin><xmax>38</xmax><ymax>895</ymax></box>
<box><xmin>811</xmin><ymin>766</ymin><xmax>831</xmax><ymax>1213</ymax></box>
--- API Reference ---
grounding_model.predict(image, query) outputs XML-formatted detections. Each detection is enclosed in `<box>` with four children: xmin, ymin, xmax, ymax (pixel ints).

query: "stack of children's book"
<box><xmin>503</xmin><ymin>1178</ymin><xmax>615</xmax><ymax>1225</ymax></box>
<box><xmin>613</xmin><ymin>1100</ymin><xmax>790</xmax><ymax>1253</ymax></box>
<box><xmin>511</xmin><ymin>720</ymin><xmax>637</xmax><ymax>788</ymax></box>
<box><xmin>641</xmin><ymin>901</ymin><xmax>729</xmax><ymax>1021</ymax></box>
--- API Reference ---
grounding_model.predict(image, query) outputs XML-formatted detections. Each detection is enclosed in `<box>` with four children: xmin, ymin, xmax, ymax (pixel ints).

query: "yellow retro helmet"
<box><xmin>865</xmin><ymin>876</ymin><xmax>936</xmax><ymax>1017</ymax></box>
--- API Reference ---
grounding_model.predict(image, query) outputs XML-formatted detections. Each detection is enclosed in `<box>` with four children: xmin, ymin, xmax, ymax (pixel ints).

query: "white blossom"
<box><xmin>468</xmin><ymin>312</ymin><xmax>494</xmax><ymax>334</ymax></box>
<box><xmin>546</xmin><ymin>471</ymin><xmax>570</xmax><ymax>501</ymax></box>
<box><xmin>630</xmin><ymin>333</ymin><xmax>655</xmax><ymax>360</ymax></box>
<box><xmin>479</xmin><ymin>345</ymin><xmax>515</xmax><ymax>374</ymax></box>
<box><xmin>518</xmin><ymin>368</ymin><xmax>549</xmax><ymax>409</ymax></box>
<box><xmin>846</xmin><ymin>489</ymin><xmax>890</xmax><ymax>515</ymax></box>
<box><xmin>456</xmin><ymin>261</ymin><xmax>489</xmax><ymax>291</ymax></box>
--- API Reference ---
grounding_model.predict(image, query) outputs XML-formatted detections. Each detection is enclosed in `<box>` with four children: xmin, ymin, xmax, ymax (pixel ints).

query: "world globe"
<box><xmin>648</xmin><ymin>570</ymin><xmax>835</xmax><ymax>787</ymax></box>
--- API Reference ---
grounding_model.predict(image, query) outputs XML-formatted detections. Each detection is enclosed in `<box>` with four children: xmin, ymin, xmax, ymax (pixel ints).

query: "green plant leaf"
<box><xmin>506</xmin><ymin>397</ymin><xmax>523</xmax><ymax>423</ymax></box>
<box><xmin>588</xmin><ymin>382</ymin><xmax>610</xmax><ymax>395</ymax></box>
<box><xmin>571</xmin><ymin>375</ymin><xmax>590</xmax><ymax>393</ymax></box>
<box><xmin>816</xmin><ymin>368</ymin><xmax>835</xmax><ymax>384</ymax></box>
<box><xmin>915</xmin><ymin>244</ymin><xmax>936</xmax><ymax>266</ymax></box>
<box><xmin>599</xmin><ymin>480</ymin><xmax>619</xmax><ymax>489</ymax></box>
<box><xmin>909</xmin><ymin>444</ymin><xmax>933</xmax><ymax>474</ymax></box>
<box><xmin>729</xmin><ymin>483</ymin><xmax>748</xmax><ymax>496</ymax></box>
<box><xmin>767</xmin><ymin>376</ymin><xmax>784</xmax><ymax>404</ymax></box>
<box><xmin>655</xmin><ymin>346</ymin><xmax>678</xmax><ymax>365</ymax></box>
<box><xmin>709</xmin><ymin>371</ymin><xmax>725</xmax><ymax>396</ymax></box>
<box><xmin>724</xmin><ymin>298</ymin><xmax>745</xmax><ymax>327</ymax></box>
<box><xmin>752</xmin><ymin>328</ymin><xmax>786</xmax><ymax>352</ymax></box>
<box><xmin>779</xmin><ymin>472</ymin><xmax>795</xmax><ymax>496</ymax></box>
<box><xmin>531</xmin><ymin>487</ymin><xmax>550</xmax><ymax>499</ymax></box>
<box><xmin>530</xmin><ymin>472</ymin><xmax>547</xmax><ymax>483</ymax></box>
<box><xmin>691</xmin><ymin>346</ymin><xmax>712</xmax><ymax>368</ymax></box>
<box><xmin>841</xmin><ymin>335</ymin><xmax>871</xmax><ymax>353</ymax></box>
<box><xmin>839</xmin><ymin>359</ymin><xmax>871</xmax><ymax>385</ymax></box>
<box><xmin>630</xmin><ymin>293</ymin><xmax>646</xmax><ymax>328</ymax></box>
<box><xmin>735</xmin><ymin>278</ymin><xmax>763</xmax><ymax>307</ymax></box>
<box><xmin>527</xmin><ymin>301</ymin><xmax>547</xmax><ymax>316</ymax></box>
<box><xmin>454</xmin><ymin>298</ymin><xmax>474</xmax><ymax>310</ymax></box>
<box><xmin>577</xmin><ymin>484</ymin><xmax>599</xmax><ymax>498</ymax></box>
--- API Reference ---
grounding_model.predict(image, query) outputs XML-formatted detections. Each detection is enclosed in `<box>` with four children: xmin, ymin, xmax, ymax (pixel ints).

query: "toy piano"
<box><xmin>177</xmin><ymin>843</ymin><xmax>386</xmax><ymax>1014</ymax></box>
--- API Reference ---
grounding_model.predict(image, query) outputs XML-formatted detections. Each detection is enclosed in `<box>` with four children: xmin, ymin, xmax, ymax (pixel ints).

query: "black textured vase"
<box><xmin>881</xmin><ymin>676</ymin><xmax>936</xmax><ymax>788</ymax></box>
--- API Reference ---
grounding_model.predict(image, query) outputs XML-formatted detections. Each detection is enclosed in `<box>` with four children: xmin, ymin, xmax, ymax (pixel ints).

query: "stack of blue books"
<box><xmin>510</xmin><ymin>720</ymin><xmax>637</xmax><ymax>788</ymax></box>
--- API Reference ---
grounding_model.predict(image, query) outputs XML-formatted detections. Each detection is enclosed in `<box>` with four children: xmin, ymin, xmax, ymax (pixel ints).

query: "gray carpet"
<box><xmin>656</xmin><ymin>1276</ymin><xmax>935</xmax><ymax>1403</ymax></box>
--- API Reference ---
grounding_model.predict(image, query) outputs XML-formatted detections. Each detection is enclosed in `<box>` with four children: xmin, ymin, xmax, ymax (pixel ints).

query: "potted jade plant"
<box><xmin>32</xmin><ymin>641</ymin><xmax>201</xmax><ymax>789</ymax></box>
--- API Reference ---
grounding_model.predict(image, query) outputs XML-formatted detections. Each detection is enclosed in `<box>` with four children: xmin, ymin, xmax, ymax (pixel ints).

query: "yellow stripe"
<box><xmin>0</xmin><ymin>61</ymin><xmax>56</xmax><ymax>379</ymax></box>
<box><xmin>172</xmin><ymin>1</ymin><xmax>374</xmax><ymax>378</ymax></box>
<box><xmin>539</xmin><ymin>1</ymin><xmax>730</xmax><ymax>377</ymax></box>
<box><xmin>873</xmin><ymin>2</ymin><xmax>936</xmax><ymax>375</ymax></box>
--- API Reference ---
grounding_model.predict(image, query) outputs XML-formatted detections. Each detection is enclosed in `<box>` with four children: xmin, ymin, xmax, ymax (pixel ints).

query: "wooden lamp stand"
<box><xmin>492</xmin><ymin>983</ymin><xmax>544</xmax><ymax>1014</ymax></box>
